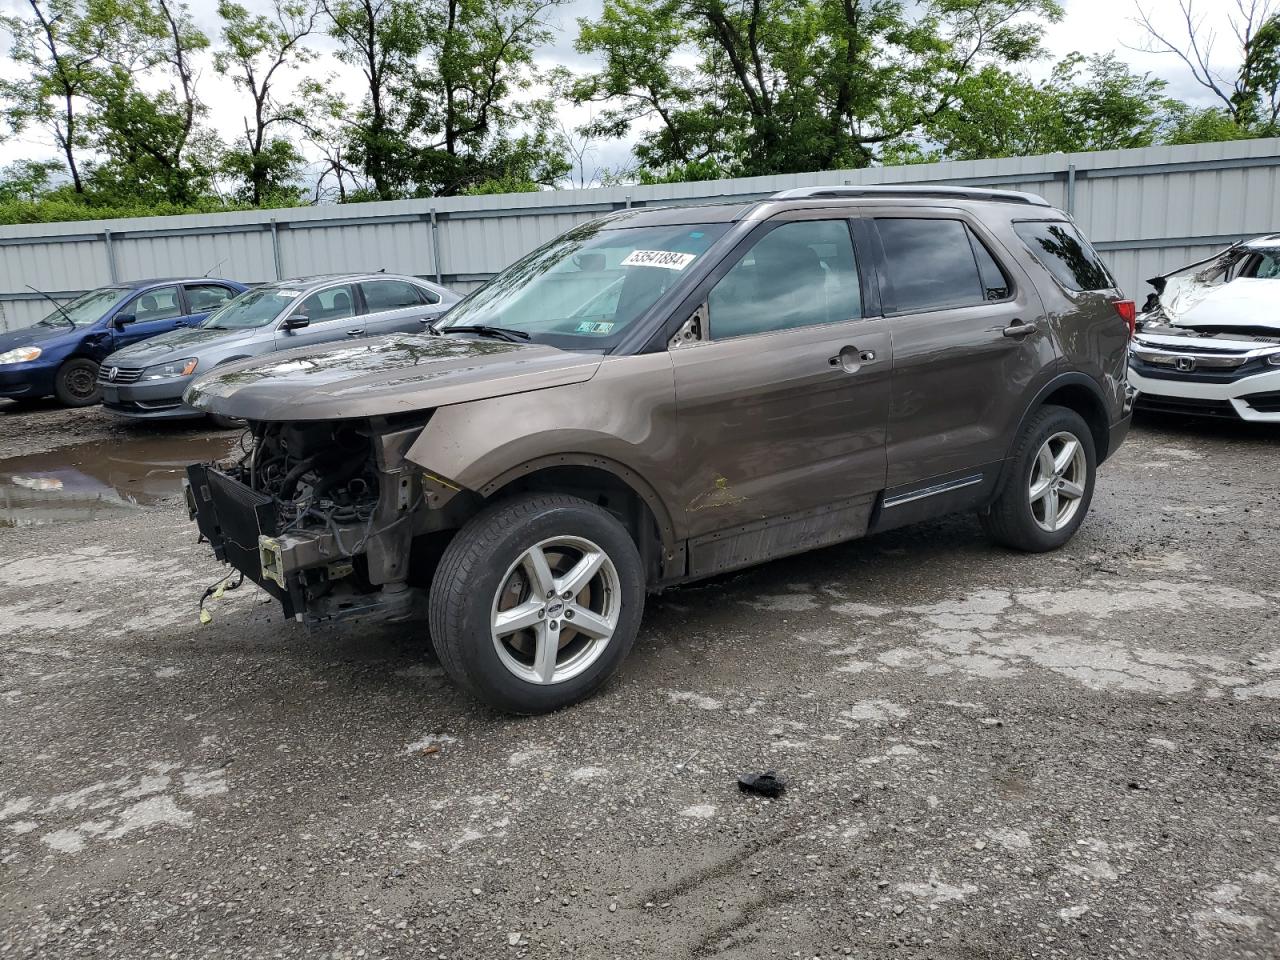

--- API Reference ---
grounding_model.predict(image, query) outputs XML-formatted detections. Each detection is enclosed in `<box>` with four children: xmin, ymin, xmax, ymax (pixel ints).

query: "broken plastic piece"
<box><xmin>737</xmin><ymin>771</ymin><xmax>786</xmax><ymax>798</ymax></box>
<box><xmin>197</xmin><ymin>570</ymin><xmax>245</xmax><ymax>625</ymax></box>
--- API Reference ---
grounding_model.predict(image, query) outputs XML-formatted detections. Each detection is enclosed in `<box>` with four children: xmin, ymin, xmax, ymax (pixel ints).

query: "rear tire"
<box><xmin>428</xmin><ymin>493</ymin><xmax>645</xmax><ymax>714</ymax></box>
<box><xmin>54</xmin><ymin>358</ymin><xmax>102</xmax><ymax>407</ymax></box>
<box><xmin>979</xmin><ymin>405</ymin><xmax>1096</xmax><ymax>552</ymax></box>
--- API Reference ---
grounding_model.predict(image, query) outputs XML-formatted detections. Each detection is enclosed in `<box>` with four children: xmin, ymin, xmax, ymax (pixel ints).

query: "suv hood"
<box><xmin>108</xmin><ymin>326</ymin><xmax>256</xmax><ymax>365</ymax></box>
<box><xmin>185</xmin><ymin>334</ymin><xmax>603</xmax><ymax>421</ymax></box>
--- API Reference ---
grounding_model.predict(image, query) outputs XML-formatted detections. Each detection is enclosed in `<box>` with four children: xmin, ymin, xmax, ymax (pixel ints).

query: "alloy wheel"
<box><xmin>1028</xmin><ymin>430</ymin><xmax>1087</xmax><ymax>532</ymax></box>
<box><xmin>491</xmin><ymin>536</ymin><xmax>621</xmax><ymax>685</ymax></box>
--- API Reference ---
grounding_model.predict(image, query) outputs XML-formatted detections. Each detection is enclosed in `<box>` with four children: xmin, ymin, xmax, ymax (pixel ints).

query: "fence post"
<box><xmin>269</xmin><ymin>219</ymin><xmax>283</xmax><ymax>280</ymax></box>
<box><xmin>1066</xmin><ymin>162</ymin><xmax>1077</xmax><ymax>216</ymax></box>
<box><xmin>102</xmin><ymin>228</ymin><xmax>119</xmax><ymax>282</ymax></box>
<box><xmin>430</xmin><ymin>208</ymin><xmax>443</xmax><ymax>284</ymax></box>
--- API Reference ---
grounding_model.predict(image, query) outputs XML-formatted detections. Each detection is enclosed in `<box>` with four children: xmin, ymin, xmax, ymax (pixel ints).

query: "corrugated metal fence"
<box><xmin>3</xmin><ymin>138</ymin><xmax>1280</xmax><ymax>331</ymax></box>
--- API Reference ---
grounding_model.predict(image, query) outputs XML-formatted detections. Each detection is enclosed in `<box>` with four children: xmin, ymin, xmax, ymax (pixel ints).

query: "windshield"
<box><xmin>1243</xmin><ymin>250</ymin><xmax>1280</xmax><ymax>278</ymax></box>
<box><xmin>437</xmin><ymin>221</ymin><xmax>730</xmax><ymax>345</ymax></box>
<box><xmin>37</xmin><ymin>287</ymin><xmax>131</xmax><ymax>327</ymax></box>
<box><xmin>200</xmin><ymin>286</ymin><xmax>301</xmax><ymax>330</ymax></box>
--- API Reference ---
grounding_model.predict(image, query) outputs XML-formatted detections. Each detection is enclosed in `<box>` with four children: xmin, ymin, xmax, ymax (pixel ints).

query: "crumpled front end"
<box><xmin>184</xmin><ymin>416</ymin><xmax>468</xmax><ymax>623</ymax></box>
<box><xmin>1130</xmin><ymin>240</ymin><xmax>1280</xmax><ymax>419</ymax></box>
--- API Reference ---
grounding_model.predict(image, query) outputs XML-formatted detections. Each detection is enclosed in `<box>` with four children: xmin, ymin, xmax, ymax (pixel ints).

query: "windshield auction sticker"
<box><xmin>621</xmin><ymin>250</ymin><xmax>698</xmax><ymax>270</ymax></box>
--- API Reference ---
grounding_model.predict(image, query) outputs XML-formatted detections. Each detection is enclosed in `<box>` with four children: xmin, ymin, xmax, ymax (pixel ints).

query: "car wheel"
<box><xmin>428</xmin><ymin>493</ymin><xmax>645</xmax><ymax>714</ymax></box>
<box><xmin>54</xmin><ymin>358</ymin><xmax>102</xmax><ymax>407</ymax></box>
<box><xmin>209</xmin><ymin>414</ymin><xmax>245</xmax><ymax>430</ymax></box>
<box><xmin>978</xmin><ymin>404</ymin><xmax>1096</xmax><ymax>552</ymax></box>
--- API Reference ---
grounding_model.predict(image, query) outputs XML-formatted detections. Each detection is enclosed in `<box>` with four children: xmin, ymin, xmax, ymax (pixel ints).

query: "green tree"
<box><xmin>89</xmin><ymin>0</ymin><xmax>216</xmax><ymax>204</ymax></box>
<box><xmin>215</xmin><ymin>0</ymin><xmax>319</xmax><ymax>205</ymax></box>
<box><xmin>320</xmin><ymin>0</ymin><xmax>427</xmax><ymax>200</ymax></box>
<box><xmin>320</xmin><ymin>0</ymin><xmax>569</xmax><ymax>199</ymax></box>
<box><xmin>917</xmin><ymin>53</ymin><xmax>1176</xmax><ymax>161</ymax></box>
<box><xmin>0</xmin><ymin>158</ymin><xmax>64</xmax><ymax>201</ymax></box>
<box><xmin>571</xmin><ymin>0</ymin><xmax>1064</xmax><ymax>179</ymax></box>
<box><xmin>0</xmin><ymin>0</ymin><xmax>104</xmax><ymax>193</ymax></box>
<box><xmin>1134</xmin><ymin>0</ymin><xmax>1280</xmax><ymax>135</ymax></box>
<box><xmin>403</xmin><ymin>0</ymin><xmax>569</xmax><ymax>194</ymax></box>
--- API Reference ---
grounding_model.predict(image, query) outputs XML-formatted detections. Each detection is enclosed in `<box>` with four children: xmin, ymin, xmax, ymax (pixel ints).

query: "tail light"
<box><xmin>1112</xmin><ymin>298</ymin><xmax>1136</xmax><ymax>337</ymax></box>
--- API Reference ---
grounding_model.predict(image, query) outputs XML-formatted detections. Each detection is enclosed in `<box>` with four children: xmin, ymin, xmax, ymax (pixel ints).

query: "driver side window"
<box><xmin>708</xmin><ymin>220</ymin><xmax>862</xmax><ymax>340</ymax></box>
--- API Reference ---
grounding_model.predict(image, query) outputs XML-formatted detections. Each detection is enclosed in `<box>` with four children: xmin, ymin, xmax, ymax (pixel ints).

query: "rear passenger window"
<box><xmin>970</xmin><ymin>234</ymin><xmax>1011</xmax><ymax>301</ymax></box>
<box><xmin>361</xmin><ymin>279</ymin><xmax>425</xmax><ymax>311</ymax></box>
<box><xmin>295</xmin><ymin>285</ymin><xmax>356</xmax><ymax>323</ymax></box>
<box><xmin>185</xmin><ymin>283</ymin><xmax>235</xmax><ymax>313</ymax></box>
<box><xmin>708</xmin><ymin>219</ymin><xmax>862</xmax><ymax>339</ymax></box>
<box><xmin>1013</xmin><ymin>220</ymin><xmax>1114</xmax><ymax>291</ymax></box>
<box><xmin>876</xmin><ymin>218</ymin><xmax>991</xmax><ymax>313</ymax></box>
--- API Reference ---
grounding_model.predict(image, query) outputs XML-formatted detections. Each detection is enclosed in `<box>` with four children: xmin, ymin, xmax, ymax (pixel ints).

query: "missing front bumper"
<box><xmin>185</xmin><ymin>463</ymin><xmax>302</xmax><ymax>618</ymax></box>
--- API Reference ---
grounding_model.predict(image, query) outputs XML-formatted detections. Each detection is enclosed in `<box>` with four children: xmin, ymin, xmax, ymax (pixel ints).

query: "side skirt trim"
<box><xmin>882</xmin><ymin>473</ymin><xmax>985</xmax><ymax>509</ymax></box>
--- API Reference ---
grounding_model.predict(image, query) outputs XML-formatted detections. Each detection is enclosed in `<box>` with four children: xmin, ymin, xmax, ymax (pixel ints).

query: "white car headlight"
<box><xmin>0</xmin><ymin>346</ymin><xmax>41</xmax><ymax>365</ymax></box>
<box><xmin>140</xmin><ymin>358</ymin><xmax>199</xmax><ymax>381</ymax></box>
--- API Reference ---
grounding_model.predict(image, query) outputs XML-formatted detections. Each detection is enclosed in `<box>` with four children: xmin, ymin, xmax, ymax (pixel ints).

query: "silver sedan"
<box><xmin>98</xmin><ymin>273</ymin><xmax>458</xmax><ymax>422</ymax></box>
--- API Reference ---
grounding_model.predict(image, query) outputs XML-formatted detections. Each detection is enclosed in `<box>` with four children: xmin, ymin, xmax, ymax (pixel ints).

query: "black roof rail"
<box><xmin>770</xmin><ymin>184</ymin><xmax>1051</xmax><ymax>206</ymax></box>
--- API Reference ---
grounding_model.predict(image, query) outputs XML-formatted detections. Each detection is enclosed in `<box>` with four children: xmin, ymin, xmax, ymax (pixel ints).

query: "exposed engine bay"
<box><xmin>185</xmin><ymin>416</ymin><xmax>466</xmax><ymax>624</ymax></box>
<box><xmin>239</xmin><ymin>421</ymin><xmax>384</xmax><ymax>537</ymax></box>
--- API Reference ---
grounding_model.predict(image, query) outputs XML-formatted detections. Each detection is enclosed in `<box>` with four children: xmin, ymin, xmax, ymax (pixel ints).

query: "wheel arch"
<box><xmin>478</xmin><ymin>455</ymin><xmax>680</xmax><ymax>583</ymax></box>
<box><xmin>1011</xmin><ymin>372</ymin><xmax>1111</xmax><ymax>465</ymax></box>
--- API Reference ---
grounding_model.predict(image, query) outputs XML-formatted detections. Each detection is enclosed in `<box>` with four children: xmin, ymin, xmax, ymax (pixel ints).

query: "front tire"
<box><xmin>979</xmin><ymin>405</ymin><xmax>1096</xmax><ymax>552</ymax></box>
<box><xmin>54</xmin><ymin>358</ymin><xmax>102</xmax><ymax>406</ymax></box>
<box><xmin>428</xmin><ymin>493</ymin><xmax>645</xmax><ymax>714</ymax></box>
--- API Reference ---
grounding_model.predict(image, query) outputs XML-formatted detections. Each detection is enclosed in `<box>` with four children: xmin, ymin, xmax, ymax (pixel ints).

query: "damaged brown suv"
<box><xmin>184</xmin><ymin>186</ymin><xmax>1134</xmax><ymax>713</ymax></box>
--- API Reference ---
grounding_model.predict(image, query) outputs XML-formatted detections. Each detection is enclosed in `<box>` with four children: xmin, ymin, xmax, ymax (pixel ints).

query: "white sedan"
<box><xmin>1129</xmin><ymin>235</ymin><xmax>1280</xmax><ymax>421</ymax></box>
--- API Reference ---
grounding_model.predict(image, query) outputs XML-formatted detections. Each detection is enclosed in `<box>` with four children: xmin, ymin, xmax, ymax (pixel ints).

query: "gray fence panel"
<box><xmin>3</xmin><ymin>138</ymin><xmax>1280</xmax><ymax>331</ymax></box>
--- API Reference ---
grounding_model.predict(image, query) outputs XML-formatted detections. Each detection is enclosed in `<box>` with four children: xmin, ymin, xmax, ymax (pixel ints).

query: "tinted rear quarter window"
<box><xmin>877</xmin><ymin>218</ymin><xmax>995</xmax><ymax>313</ymax></box>
<box><xmin>1013</xmin><ymin>220</ymin><xmax>1114</xmax><ymax>291</ymax></box>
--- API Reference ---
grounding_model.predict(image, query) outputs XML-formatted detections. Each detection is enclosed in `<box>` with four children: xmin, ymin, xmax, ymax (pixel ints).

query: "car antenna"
<box><xmin>204</xmin><ymin>257</ymin><xmax>228</xmax><ymax>278</ymax></box>
<box><xmin>25</xmin><ymin>284</ymin><xmax>76</xmax><ymax>327</ymax></box>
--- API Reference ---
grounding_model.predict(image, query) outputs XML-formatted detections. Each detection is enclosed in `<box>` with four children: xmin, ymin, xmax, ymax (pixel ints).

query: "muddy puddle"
<box><xmin>0</xmin><ymin>433</ymin><xmax>240</xmax><ymax>527</ymax></box>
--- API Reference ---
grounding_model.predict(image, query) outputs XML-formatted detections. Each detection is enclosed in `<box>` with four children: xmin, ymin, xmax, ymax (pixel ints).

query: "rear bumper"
<box><xmin>1128</xmin><ymin>363</ymin><xmax>1280</xmax><ymax>421</ymax></box>
<box><xmin>1105</xmin><ymin>412</ymin><xmax>1132</xmax><ymax>461</ymax></box>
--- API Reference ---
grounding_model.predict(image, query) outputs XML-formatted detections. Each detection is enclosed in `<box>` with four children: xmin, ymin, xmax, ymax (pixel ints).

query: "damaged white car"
<box><xmin>1129</xmin><ymin>235</ymin><xmax>1280</xmax><ymax>420</ymax></box>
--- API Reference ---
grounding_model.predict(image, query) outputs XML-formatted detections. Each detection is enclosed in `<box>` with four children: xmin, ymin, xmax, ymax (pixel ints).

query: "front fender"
<box><xmin>405</xmin><ymin>353</ymin><xmax>684</xmax><ymax>544</ymax></box>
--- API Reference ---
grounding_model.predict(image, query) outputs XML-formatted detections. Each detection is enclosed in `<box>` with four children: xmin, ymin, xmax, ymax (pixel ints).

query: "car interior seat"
<box><xmin>331</xmin><ymin>290</ymin><xmax>352</xmax><ymax>318</ymax></box>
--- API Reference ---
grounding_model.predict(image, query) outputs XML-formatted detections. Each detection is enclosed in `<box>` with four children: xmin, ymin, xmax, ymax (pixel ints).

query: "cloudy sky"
<box><xmin>0</xmin><ymin>0</ymin><xmax>1256</xmax><ymax>181</ymax></box>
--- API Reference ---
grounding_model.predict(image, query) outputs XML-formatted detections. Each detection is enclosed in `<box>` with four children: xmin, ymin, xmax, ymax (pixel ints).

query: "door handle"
<box><xmin>1003</xmin><ymin>319</ymin><xmax>1036</xmax><ymax>338</ymax></box>
<box><xmin>346</xmin><ymin>329</ymin><xmax>367</xmax><ymax>337</ymax></box>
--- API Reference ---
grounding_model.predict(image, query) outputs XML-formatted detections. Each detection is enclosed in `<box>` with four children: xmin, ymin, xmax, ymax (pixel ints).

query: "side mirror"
<box><xmin>285</xmin><ymin>314</ymin><xmax>310</xmax><ymax>330</ymax></box>
<box><xmin>113</xmin><ymin>313</ymin><xmax>136</xmax><ymax>330</ymax></box>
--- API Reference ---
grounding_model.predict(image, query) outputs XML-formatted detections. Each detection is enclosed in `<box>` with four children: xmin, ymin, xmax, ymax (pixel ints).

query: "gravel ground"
<box><xmin>0</xmin><ymin>399</ymin><xmax>1277</xmax><ymax>959</ymax></box>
